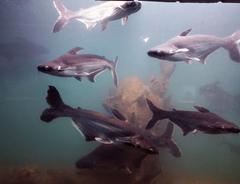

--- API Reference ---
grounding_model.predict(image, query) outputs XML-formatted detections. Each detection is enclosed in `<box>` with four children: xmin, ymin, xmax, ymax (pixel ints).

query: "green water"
<box><xmin>0</xmin><ymin>1</ymin><xmax>240</xmax><ymax>183</ymax></box>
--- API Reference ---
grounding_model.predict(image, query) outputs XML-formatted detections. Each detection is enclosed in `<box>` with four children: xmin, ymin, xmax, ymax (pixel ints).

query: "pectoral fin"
<box><xmin>121</xmin><ymin>16</ymin><xmax>128</xmax><ymax>26</ymax></box>
<box><xmin>101</xmin><ymin>21</ymin><xmax>108</xmax><ymax>31</ymax></box>
<box><xmin>75</xmin><ymin>76</ymin><xmax>82</xmax><ymax>81</ymax></box>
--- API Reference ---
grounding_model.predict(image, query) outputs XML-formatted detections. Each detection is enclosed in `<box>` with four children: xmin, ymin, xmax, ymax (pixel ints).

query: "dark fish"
<box><xmin>222</xmin><ymin>141</ymin><xmax>240</xmax><ymax>155</ymax></box>
<box><xmin>198</xmin><ymin>81</ymin><xmax>240</xmax><ymax>113</ymax></box>
<box><xmin>76</xmin><ymin>144</ymin><xmax>147</xmax><ymax>174</ymax></box>
<box><xmin>52</xmin><ymin>0</ymin><xmax>141</xmax><ymax>32</ymax></box>
<box><xmin>0</xmin><ymin>37</ymin><xmax>49</xmax><ymax>61</ymax></box>
<box><xmin>146</xmin><ymin>99</ymin><xmax>240</xmax><ymax>135</ymax></box>
<box><xmin>37</xmin><ymin>47</ymin><xmax>118</xmax><ymax>86</ymax></box>
<box><xmin>40</xmin><ymin>86</ymin><xmax>181</xmax><ymax>157</ymax></box>
<box><xmin>148</xmin><ymin>29</ymin><xmax>240</xmax><ymax>64</ymax></box>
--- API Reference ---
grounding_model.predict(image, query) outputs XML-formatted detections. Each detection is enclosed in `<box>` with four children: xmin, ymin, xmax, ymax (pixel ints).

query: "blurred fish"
<box><xmin>148</xmin><ymin>29</ymin><xmax>240</xmax><ymax>64</ymax></box>
<box><xmin>40</xmin><ymin>86</ymin><xmax>181</xmax><ymax>157</ymax></box>
<box><xmin>52</xmin><ymin>0</ymin><xmax>142</xmax><ymax>32</ymax></box>
<box><xmin>76</xmin><ymin>144</ymin><xmax>147</xmax><ymax>174</ymax></box>
<box><xmin>198</xmin><ymin>81</ymin><xmax>240</xmax><ymax>113</ymax></box>
<box><xmin>0</xmin><ymin>37</ymin><xmax>49</xmax><ymax>61</ymax></box>
<box><xmin>222</xmin><ymin>141</ymin><xmax>240</xmax><ymax>155</ymax></box>
<box><xmin>146</xmin><ymin>99</ymin><xmax>240</xmax><ymax>135</ymax></box>
<box><xmin>37</xmin><ymin>47</ymin><xmax>118</xmax><ymax>86</ymax></box>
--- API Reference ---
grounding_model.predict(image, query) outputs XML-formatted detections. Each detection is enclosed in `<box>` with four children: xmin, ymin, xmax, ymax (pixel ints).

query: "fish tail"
<box><xmin>223</xmin><ymin>30</ymin><xmax>240</xmax><ymax>63</ymax></box>
<box><xmin>111</xmin><ymin>56</ymin><xmax>118</xmax><ymax>87</ymax></box>
<box><xmin>145</xmin><ymin>99</ymin><xmax>168</xmax><ymax>129</ymax></box>
<box><xmin>162</xmin><ymin>123</ymin><xmax>181</xmax><ymax>157</ymax></box>
<box><xmin>52</xmin><ymin>0</ymin><xmax>75</xmax><ymax>33</ymax></box>
<box><xmin>40</xmin><ymin>86</ymin><xmax>71</xmax><ymax>122</ymax></box>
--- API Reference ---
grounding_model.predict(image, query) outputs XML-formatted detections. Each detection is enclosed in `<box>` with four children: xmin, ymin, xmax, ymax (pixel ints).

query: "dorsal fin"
<box><xmin>194</xmin><ymin>106</ymin><xmax>210</xmax><ymax>113</ymax></box>
<box><xmin>67</xmin><ymin>47</ymin><xmax>83</xmax><ymax>55</ymax></box>
<box><xmin>111</xmin><ymin>109</ymin><xmax>127</xmax><ymax>121</ymax></box>
<box><xmin>179</xmin><ymin>28</ymin><xmax>192</xmax><ymax>36</ymax></box>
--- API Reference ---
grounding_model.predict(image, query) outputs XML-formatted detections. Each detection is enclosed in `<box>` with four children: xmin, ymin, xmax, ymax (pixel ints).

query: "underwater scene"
<box><xmin>0</xmin><ymin>0</ymin><xmax>240</xmax><ymax>183</ymax></box>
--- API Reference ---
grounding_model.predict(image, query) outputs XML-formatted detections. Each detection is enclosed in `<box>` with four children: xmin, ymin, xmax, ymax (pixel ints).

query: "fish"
<box><xmin>146</xmin><ymin>99</ymin><xmax>240</xmax><ymax>135</ymax></box>
<box><xmin>0</xmin><ymin>37</ymin><xmax>49</xmax><ymax>61</ymax></box>
<box><xmin>37</xmin><ymin>47</ymin><xmax>118</xmax><ymax>86</ymax></box>
<box><xmin>40</xmin><ymin>85</ymin><xmax>181</xmax><ymax>157</ymax></box>
<box><xmin>222</xmin><ymin>141</ymin><xmax>240</xmax><ymax>155</ymax></box>
<box><xmin>52</xmin><ymin>0</ymin><xmax>142</xmax><ymax>33</ymax></box>
<box><xmin>76</xmin><ymin>144</ymin><xmax>147</xmax><ymax>174</ymax></box>
<box><xmin>148</xmin><ymin>29</ymin><xmax>240</xmax><ymax>64</ymax></box>
<box><xmin>198</xmin><ymin>81</ymin><xmax>240</xmax><ymax>113</ymax></box>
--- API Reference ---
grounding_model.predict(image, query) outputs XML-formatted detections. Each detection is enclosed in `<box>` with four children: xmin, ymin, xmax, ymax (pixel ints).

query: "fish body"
<box><xmin>148</xmin><ymin>29</ymin><xmax>240</xmax><ymax>64</ymax></box>
<box><xmin>52</xmin><ymin>0</ymin><xmax>141</xmax><ymax>32</ymax></box>
<box><xmin>40</xmin><ymin>86</ymin><xmax>181</xmax><ymax>157</ymax></box>
<box><xmin>146</xmin><ymin>99</ymin><xmax>240</xmax><ymax>135</ymax></box>
<box><xmin>37</xmin><ymin>47</ymin><xmax>118</xmax><ymax>86</ymax></box>
<box><xmin>198</xmin><ymin>81</ymin><xmax>240</xmax><ymax>113</ymax></box>
<box><xmin>76</xmin><ymin>144</ymin><xmax>147</xmax><ymax>173</ymax></box>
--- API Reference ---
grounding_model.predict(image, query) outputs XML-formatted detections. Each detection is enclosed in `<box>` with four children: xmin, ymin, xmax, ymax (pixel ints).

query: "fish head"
<box><xmin>126</xmin><ymin>135</ymin><xmax>159</xmax><ymax>154</ymax></box>
<box><xmin>120</xmin><ymin>1</ymin><xmax>142</xmax><ymax>14</ymax></box>
<box><xmin>206</xmin><ymin>121</ymin><xmax>240</xmax><ymax>134</ymax></box>
<box><xmin>148</xmin><ymin>44</ymin><xmax>188</xmax><ymax>61</ymax></box>
<box><xmin>37</xmin><ymin>55</ymin><xmax>69</xmax><ymax>76</ymax></box>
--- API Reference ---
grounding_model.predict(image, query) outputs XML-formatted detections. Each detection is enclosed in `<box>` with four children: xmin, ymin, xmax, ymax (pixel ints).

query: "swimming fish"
<box><xmin>40</xmin><ymin>86</ymin><xmax>181</xmax><ymax>157</ymax></box>
<box><xmin>52</xmin><ymin>0</ymin><xmax>142</xmax><ymax>32</ymax></box>
<box><xmin>146</xmin><ymin>99</ymin><xmax>240</xmax><ymax>135</ymax></box>
<box><xmin>148</xmin><ymin>29</ymin><xmax>240</xmax><ymax>64</ymax></box>
<box><xmin>37</xmin><ymin>47</ymin><xmax>118</xmax><ymax>86</ymax></box>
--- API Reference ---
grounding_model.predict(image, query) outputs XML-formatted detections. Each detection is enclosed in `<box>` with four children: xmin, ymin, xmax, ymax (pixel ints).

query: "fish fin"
<box><xmin>40</xmin><ymin>86</ymin><xmax>70</xmax><ymax>122</ymax></box>
<box><xmin>185</xmin><ymin>60</ymin><xmax>192</xmax><ymax>64</ymax></box>
<box><xmin>182</xmin><ymin>127</ymin><xmax>194</xmax><ymax>136</ymax></box>
<box><xmin>95</xmin><ymin>137</ymin><xmax>113</xmax><ymax>144</ymax></box>
<box><xmin>76</xmin><ymin>18</ymin><xmax>97</xmax><ymax>30</ymax></box>
<box><xmin>75</xmin><ymin>76</ymin><xmax>82</xmax><ymax>81</ymax></box>
<box><xmin>194</xmin><ymin>106</ymin><xmax>210</xmax><ymax>113</ymax></box>
<box><xmin>179</xmin><ymin>28</ymin><xmax>192</xmax><ymax>36</ymax></box>
<box><xmin>111</xmin><ymin>56</ymin><xmax>118</xmax><ymax>87</ymax></box>
<box><xmin>121</xmin><ymin>16</ymin><xmax>128</xmax><ymax>26</ymax></box>
<box><xmin>111</xmin><ymin>109</ymin><xmax>127</xmax><ymax>121</ymax></box>
<box><xmin>223</xmin><ymin>30</ymin><xmax>240</xmax><ymax>63</ymax></box>
<box><xmin>87</xmin><ymin>69</ymin><xmax>103</xmax><ymax>83</ymax></box>
<box><xmin>101</xmin><ymin>21</ymin><xmax>108</xmax><ymax>31</ymax></box>
<box><xmin>146</xmin><ymin>99</ymin><xmax>168</xmax><ymax>129</ymax></box>
<box><xmin>52</xmin><ymin>0</ymin><xmax>75</xmax><ymax>33</ymax></box>
<box><xmin>162</xmin><ymin>123</ymin><xmax>181</xmax><ymax>157</ymax></box>
<box><xmin>71</xmin><ymin>119</ymin><xmax>95</xmax><ymax>141</ymax></box>
<box><xmin>68</xmin><ymin>47</ymin><xmax>83</xmax><ymax>55</ymax></box>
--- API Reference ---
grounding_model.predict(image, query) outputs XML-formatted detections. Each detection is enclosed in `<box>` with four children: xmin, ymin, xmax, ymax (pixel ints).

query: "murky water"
<box><xmin>0</xmin><ymin>1</ymin><xmax>239</xmax><ymax>183</ymax></box>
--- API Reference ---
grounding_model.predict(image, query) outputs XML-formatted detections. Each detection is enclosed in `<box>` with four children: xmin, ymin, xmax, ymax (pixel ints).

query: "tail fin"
<box><xmin>40</xmin><ymin>86</ymin><xmax>69</xmax><ymax>122</ymax></box>
<box><xmin>162</xmin><ymin>123</ymin><xmax>181</xmax><ymax>158</ymax></box>
<box><xmin>145</xmin><ymin>99</ymin><xmax>168</xmax><ymax>129</ymax></box>
<box><xmin>52</xmin><ymin>0</ymin><xmax>75</xmax><ymax>33</ymax></box>
<box><xmin>111</xmin><ymin>56</ymin><xmax>118</xmax><ymax>87</ymax></box>
<box><xmin>224</xmin><ymin>30</ymin><xmax>240</xmax><ymax>63</ymax></box>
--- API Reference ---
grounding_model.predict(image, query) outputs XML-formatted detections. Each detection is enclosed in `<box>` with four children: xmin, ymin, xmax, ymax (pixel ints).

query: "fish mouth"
<box><xmin>37</xmin><ymin>65</ymin><xmax>63</xmax><ymax>73</ymax></box>
<box><xmin>148</xmin><ymin>50</ymin><xmax>170</xmax><ymax>58</ymax></box>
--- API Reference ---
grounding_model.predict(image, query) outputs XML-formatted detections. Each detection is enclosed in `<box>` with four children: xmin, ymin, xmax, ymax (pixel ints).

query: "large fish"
<box><xmin>146</xmin><ymin>99</ymin><xmax>240</xmax><ymax>135</ymax></box>
<box><xmin>76</xmin><ymin>144</ymin><xmax>147</xmax><ymax>174</ymax></box>
<box><xmin>148</xmin><ymin>29</ymin><xmax>240</xmax><ymax>64</ymax></box>
<box><xmin>198</xmin><ymin>81</ymin><xmax>240</xmax><ymax>113</ymax></box>
<box><xmin>40</xmin><ymin>86</ymin><xmax>181</xmax><ymax>157</ymax></box>
<box><xmin>37</xmin><ymin>47</ymin><xmax>118</xmax><ymax>86</ymax></box>
<box><xmin>52</xmin><ymin>0</ymin><xmax>142</xmax><ymax>32</ymax></box>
